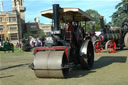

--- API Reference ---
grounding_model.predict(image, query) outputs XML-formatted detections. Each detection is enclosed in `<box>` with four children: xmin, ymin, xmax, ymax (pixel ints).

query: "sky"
<box><xmin>1</xmin><ymin>0</ymin><xmax>121</xmax><ymax>23</ymax></box>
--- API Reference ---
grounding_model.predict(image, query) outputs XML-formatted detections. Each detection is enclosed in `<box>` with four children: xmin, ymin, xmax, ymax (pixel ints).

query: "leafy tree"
<box><xmin>107</xmin><ymin>22</ymin><xmax>112</xmax><ymax>27</ymax></box>
<box><xmin>111</xmin><ymin>0</ymin><xmax>128</xmax><ymax>26</ymax></box>
<box><xmin>85</xmin><ymin>9</ymin><xmax>101</xmax><ymax>31</ymax></box>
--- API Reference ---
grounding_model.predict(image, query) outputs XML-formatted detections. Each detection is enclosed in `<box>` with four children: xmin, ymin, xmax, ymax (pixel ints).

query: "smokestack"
<box><xmin>92</xmin><ymin>25</ymin><xmax>95</xmax><ymax>33</ymax></box>
<box><xmin>100</xmin><ymin>16</ymin><xmax>105</xmax><ymax>29</ymax></box>
<box><xmin>1</xmin><ymin>0</ymin><xmax>4</xmax><ymax>12</ymax></box>
<box><xmin>53</xmin><ymin>4</ymin><xmax>60</xmax><ymax>32</ymax></box>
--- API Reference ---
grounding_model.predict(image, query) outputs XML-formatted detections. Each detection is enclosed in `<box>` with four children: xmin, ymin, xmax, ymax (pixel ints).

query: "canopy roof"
<box><xmin>41</xmin><ymin>8</ymin><xmax>95</xmax><ymax>22</ymax></box>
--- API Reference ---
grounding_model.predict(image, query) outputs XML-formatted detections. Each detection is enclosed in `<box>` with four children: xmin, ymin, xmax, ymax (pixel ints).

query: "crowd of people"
<box><xmin>0</xmin><ymin>30</ymin><xmax>98</xmax><ymax>52</ymax></box>
<box><xmin>0</xmin><ymin>36</ymin><xmax>46</xmax><ymax>52</ymax></box>
<box><xmin>16</xmin><ymin>36</ymin><xmax>45</xmax><ymax>49</ymax></box>
<box><xmin>29</xmin><ymin>36</ymin><xmax>45</xmax><ymax>48</ymax></box>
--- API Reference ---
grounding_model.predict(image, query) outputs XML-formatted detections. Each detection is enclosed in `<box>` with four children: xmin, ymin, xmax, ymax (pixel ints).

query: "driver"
<box><xmin>66</xmin><ymin>22</ymin><xmax>74</xmax><ymax>41</ymax></box>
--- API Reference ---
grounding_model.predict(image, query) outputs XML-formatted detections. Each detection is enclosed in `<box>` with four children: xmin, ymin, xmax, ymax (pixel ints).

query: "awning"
<box><xmin>41</xmin><ymin>8</ymin><xmax>95</xmax><ymax>22</ymax></box>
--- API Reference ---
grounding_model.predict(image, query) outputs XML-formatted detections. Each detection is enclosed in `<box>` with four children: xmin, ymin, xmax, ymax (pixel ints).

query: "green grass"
<box><xmin>0</xmin><ymin>49</ymin><xmax>128</xmax><ymax>85</ymax></box>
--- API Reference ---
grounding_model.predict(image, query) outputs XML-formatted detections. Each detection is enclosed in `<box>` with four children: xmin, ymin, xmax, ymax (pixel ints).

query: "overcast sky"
<box><xmin>1</xmin><ymin>0</ymin><xmax>121</xmax><ymax>23</ymax></box>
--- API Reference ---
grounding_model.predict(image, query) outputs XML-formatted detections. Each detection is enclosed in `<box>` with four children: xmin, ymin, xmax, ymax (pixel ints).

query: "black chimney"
<box><xmin>53</xmin><ymin>4</ymin><xmax>60</xmax><ymax>32</ymax></box>
<box><xmin>100</xmin><ymin>16</ymin><xmax>106</xmax><ymax>34</ymax></box>
<box><xmin>100</xmin><ymin>16</ymin><xmax>105</xmax><ymax>29</ymax></box>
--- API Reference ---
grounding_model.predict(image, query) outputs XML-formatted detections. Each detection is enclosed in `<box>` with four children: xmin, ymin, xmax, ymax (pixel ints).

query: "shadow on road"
<box><xmin>93</xmin><ymin>56</ymin><xmax>127</xmax><ymax>69</ymax></box>
<box><xmin>0</xmin><ymin>75</ymin><xmax>14</xmax><ymax>79</ymax></box>
<box><xmin>0</xmin><ymin>63</ymin><xmax>30</xmax><ymax>71</ymax></box>
<box><xmin>69</xmin><ymin>56</ymin><xmax>127</xmax><ymax>78</ymax></box>
<box><xmin>68</xmin><ymin>70</ymin><xmax>96</xmax><ymax>78</ymax></box>
<box><xmin>115</xmin><ymin>48</ymin><xmax>128</xmax><ymax>53</ymax></box>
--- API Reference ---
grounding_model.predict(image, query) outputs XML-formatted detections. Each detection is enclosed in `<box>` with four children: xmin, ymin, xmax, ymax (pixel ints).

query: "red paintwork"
<box><xmin>34</xmin><ymin>46</ymin><xmax>69</xmax><ymax>61</ymax></box>
<box><xmin>107</xmin><ymin>40</ymin><xmax>116</xmax><ymax>53</ymax></box>
<box><xmin>94</xmin><ymin>41</ymin><xmax>102</xmax><ymax>53</ymax></box>
<box><xmin>99</xmin><ymin>35</ymin><xmax>104</xmax><ymax>41</ymax></box>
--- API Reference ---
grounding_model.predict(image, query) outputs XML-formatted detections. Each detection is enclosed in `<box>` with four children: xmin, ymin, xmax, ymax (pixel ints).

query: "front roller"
<box><xmin>32</xmin><ymin>50</ymin><xmax>69</xmax><ymax>78</ymax></box>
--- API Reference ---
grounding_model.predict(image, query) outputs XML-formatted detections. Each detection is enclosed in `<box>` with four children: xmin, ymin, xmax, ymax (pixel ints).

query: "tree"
<box><xmin>111</xmin><ymin>0</ymin><xmax>128</xmax><ymax>26</ymax></box>
<box><xmin>85</xmin><ymin>9</ymin><xmax>101</xmax><ymax>31</ymax></box>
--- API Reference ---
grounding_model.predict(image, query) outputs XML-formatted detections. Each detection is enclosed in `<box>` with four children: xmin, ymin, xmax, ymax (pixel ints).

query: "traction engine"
<box><xmin>94</xmin><ymin>16</ymin><xmax>128</xmax><ymax>53</ymax></box>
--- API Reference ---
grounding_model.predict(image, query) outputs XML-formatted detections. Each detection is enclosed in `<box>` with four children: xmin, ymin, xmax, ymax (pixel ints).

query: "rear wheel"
<box><xmin>105</xmin><ymin>40</ymin><xmax>116</xmax><ymax>53</ymax></box>
<box><xmin>124</xmin><ymin>33</ymin><xmax>128</xmax><ymax>48</ymax></box>
<box><xmin>80</xmin><ymin>41</ymin><xmax>94</xmax><ymax>70</ymax></box>
<box><xmin>94</xmin><ymin>41</ymin><xmax>102</xmax><ymax>53</ymax></box>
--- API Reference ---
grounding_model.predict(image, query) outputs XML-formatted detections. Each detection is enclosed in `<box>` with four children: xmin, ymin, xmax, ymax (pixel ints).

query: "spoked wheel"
<box><xmin>80</xmin><ymin>40</ymin><xmax>94</xmax><ymax>70</ymax></box>
<box><xmin>105</xmin><ymin>40</ymin><xmax>116</xmax><ymax>53</ymax></box>
<box><xmin>94</xmin><ymin>41</ymin><xmax>102</xmax><ymax>53</ymax></box>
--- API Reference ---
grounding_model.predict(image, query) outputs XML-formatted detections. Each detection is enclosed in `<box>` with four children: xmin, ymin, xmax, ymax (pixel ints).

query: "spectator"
<box><xmin>0</xmin><ymin>41</ymin><xmax>1</xmax><ymax>47</ymax></box>
<box><xmin>40</xmin><ymin>37</ymin><xmax>45</xmax><ymax>46</ymax></box>
<box><xmin>30</xmin><ymin>37</ymin><xmax>37</xmax><ymax>48</ymax></box>
<box><xmin>32</xmin><ymin>41</ymin><xmax>36</xmax><ymax>48</ymax></box>
<box><xmin>16</xmin><ymin>42</ymin><xmax>19</xmax><ymax>48</ymax></box>
<box><xmin>18</xmin><ymin>42</ymin><xmax>22</xmax><ymax>48</ymax></box>
<box><xmin>92</xmin><ymin>35</ymin><xmax>97</xmax><ymax>42</ymax></box>
<box><xmin>37</xmin><ymin>38</ymin><xmax>42</xmax><ymax>47</ymax></box>
<box><xmin>4</xmin><ymin>40</ymin><xmax>10</xmax><ymax>52</ymax></box>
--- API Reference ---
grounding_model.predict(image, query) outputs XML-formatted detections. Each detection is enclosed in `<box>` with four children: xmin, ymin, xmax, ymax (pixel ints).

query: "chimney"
<box><xmin>100</xmin><ymin>16</ymin><xmax>105</xmax><ymax>29</ymax></box>
<box><xmin>1</xmin><ymin>0</ymin><xmax>4</xmax><ymax>12</ymax></box>
<box><xmin>53</xmin><ymin>4</ymin><xmax>60</xmax><ymax>32</ymax></box>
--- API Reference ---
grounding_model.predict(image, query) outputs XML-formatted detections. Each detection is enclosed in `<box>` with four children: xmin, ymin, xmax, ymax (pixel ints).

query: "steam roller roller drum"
<box><xmin>33</xmin><ymin>51</ymin><xmax>69</xmax><ymax>78</ymax></box>
<box><xmin>124</xmin><ymin>33</ymin><xmax>128</xmax><ymax>48</ymax></box>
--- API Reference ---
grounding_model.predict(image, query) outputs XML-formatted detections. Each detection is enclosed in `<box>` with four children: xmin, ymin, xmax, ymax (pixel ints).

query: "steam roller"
<box><xmin>30</xmin><ymin>4</ymin><xmax>95</xmax><ymax>78</ymax></box>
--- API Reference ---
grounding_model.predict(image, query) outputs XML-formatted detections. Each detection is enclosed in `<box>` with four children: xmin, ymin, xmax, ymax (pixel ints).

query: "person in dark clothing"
<box><xmin>40</xmin><ymin>37</ymin><xmax>45</xmax><ymax>46</ymax></box>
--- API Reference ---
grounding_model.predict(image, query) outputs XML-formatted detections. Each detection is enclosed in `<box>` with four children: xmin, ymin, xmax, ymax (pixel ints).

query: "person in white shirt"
<box><xmin>0</xmin><ymin>41</ymin><xmax>1</xmax><ymax>47</ymax></box>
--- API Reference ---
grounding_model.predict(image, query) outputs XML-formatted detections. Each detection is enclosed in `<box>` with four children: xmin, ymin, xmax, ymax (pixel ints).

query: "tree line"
<box><xmin>85</xmin><ymin>0</ymin><xmax>128</xmax><ymax>31</ymax></box>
